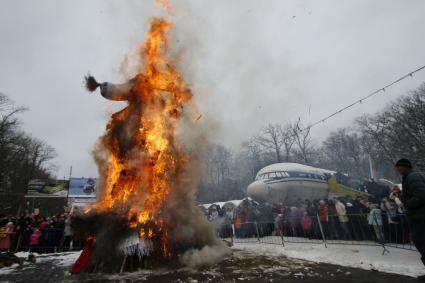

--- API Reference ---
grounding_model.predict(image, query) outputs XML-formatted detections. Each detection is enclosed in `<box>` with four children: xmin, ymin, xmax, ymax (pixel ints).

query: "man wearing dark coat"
<box><xmin>395</xmin><ymin>158</ymin><xmax>425</xmax><ymax>272</ymax></box>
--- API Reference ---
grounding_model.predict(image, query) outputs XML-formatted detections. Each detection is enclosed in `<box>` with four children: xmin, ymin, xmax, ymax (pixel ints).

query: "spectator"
<box><xmin>381</xmin><ymin>197</ymin><xmax>398</xmax><ymax>224</ymax></box>
<box><xmin>390</xmin><ymin>186</ymin><xmax>405</xmax><ymax>214</ymax></box>
<box><xmin>63</xmin><ymin>215</ymin><xmax>73</xmax><ymax>252</ymax></box>
<box><xmin>301</xmin><ymin>212</ymin><xmax>313</xmax><ymax>239</ymax></box>
<box><xmin>0</xmin><ymin>222</ymin><xmax>15</xmax><ymax>251</ymax></box>
<box><xmin>29</xmin><ymin>226</ymin><xmax>42</xmax><ymax>253</ymax></box>
<box><xmin>395</xmin><ymin>158</ymin><xmax>425</xmax><ymax>269</ymax></box>
<box><xmin>368</xmin><ymin>204</ymin><xmax>384</xmax><ymax>243</ymax></box>
<box><xmin>335</xmin><ymin>199</ymin><xmax>350</xmax><ymax>239</ymax></box>
<box><xmin>318</xmin><ymin>200</ymin><xmax>329</xmax><ymax>238</ymax></box>
<box><xmin>289</xmin><ymin>207</ymin><xmax>299</xmax><ymax>237</ymax></box>
<box><xmin>274</xmin><ymin>214</ymin><xmax>284</xmax><ymax>237</ymax></box>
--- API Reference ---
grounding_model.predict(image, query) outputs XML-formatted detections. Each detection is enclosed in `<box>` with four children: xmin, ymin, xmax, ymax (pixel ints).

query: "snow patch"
<box><xmin>233</xmin><ymin>242</ymin><xmax>424</xmax><ymax>277</ymax></box>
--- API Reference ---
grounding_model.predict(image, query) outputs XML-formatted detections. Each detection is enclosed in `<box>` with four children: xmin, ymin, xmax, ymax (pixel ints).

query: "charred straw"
<box><xmin>85</xmin><ymin>74</ymin><xmax>101</xmax><ymax>92</ymax></box>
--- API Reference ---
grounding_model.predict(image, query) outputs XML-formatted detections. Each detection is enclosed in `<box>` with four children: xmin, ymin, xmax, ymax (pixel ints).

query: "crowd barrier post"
<box><xmin>280</xmin><ymin>233</ymin><xmax>285</xmax><ymax>247</ymax></box>
<box><xmin>254</xmin><ymin>221</ymin><xmax>260</xmax><ymax>242</ymax></box>
<box><xmin>230</xmin><ymin>224</ymin><xmax>235</xmax><ymax>246</ymax></box>
<box><xmin>316</xmin><ymin>214</ymin><xmax>327</xmax><ymax>248</ymax></box>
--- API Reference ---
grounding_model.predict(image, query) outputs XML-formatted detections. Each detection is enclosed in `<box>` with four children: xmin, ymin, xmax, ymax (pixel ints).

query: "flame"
<box><xmin>155</xmin><ymin>0</ymin><xmax>172</xmax><ymax>14</ymax></box>
<box><xmin>93</xmin><ymin>17</ymin><xmax>193</xmax><ymax>256</ymax></box>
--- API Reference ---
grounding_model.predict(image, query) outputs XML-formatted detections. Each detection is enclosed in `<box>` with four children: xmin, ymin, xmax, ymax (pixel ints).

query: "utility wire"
<box><xmin>303</xmin><ymin>64</ymin><xmax>425</xmax><ymax>131</ymax></box>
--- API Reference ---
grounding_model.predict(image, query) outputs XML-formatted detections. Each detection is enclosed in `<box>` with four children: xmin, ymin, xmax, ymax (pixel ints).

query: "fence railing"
<box><xmin>1</xmin><ymin>213</ymin><xmax>417</xmax><ymax>255</ymax></box>
<box><xmin>0</xmin><ymin>228</ymin><xmax>84</xmax><ymax>253</ymax></box>
<box><xmin>216</xmin><ymin>213</ymin><xmax>418</xmax><ymax>254</ymax></box>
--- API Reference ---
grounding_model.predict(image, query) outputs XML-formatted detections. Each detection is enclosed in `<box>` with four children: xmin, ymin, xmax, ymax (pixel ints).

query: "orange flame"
<box><xmin>93</xmin><ymin>17</ymin><xmax>193</xmax><ymax>256</ymax></box>
<box><xmin>155</xmin><ymin>0</ymin><xmax>172</xmax><ymax>14</ymax></box>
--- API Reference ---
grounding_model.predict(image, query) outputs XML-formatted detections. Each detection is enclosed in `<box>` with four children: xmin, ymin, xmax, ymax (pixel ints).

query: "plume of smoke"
<box><xmin>180</xmin><ymin>243</ymin><xmax>230</xmax><ymax>269</ymax></box>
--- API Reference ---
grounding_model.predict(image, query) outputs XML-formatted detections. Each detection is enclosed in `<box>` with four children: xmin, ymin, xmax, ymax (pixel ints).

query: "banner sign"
<box><xmin>26</xmin><ymin>179</ymin><xmax>69</xmax><ymax>198</ymax></box>
<box><xmin>68</xmin><ymin>177</ymin><xmax>98</xmax><ymax>198</ymax></box>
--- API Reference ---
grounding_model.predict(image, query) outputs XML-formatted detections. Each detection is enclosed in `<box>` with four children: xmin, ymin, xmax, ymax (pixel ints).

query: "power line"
<box><xmin>303</xmin><ymin>64</ymin><xmax>425</xmax><ymax>131</ymax></box>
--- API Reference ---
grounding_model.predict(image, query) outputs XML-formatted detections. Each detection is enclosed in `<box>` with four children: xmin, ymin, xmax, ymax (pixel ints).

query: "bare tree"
<box><xmin>356</xmin><ymin>83</ymin><xmax>425</xmax><ymax>174</ymax></box>
<box><xmin>239</xmin><ymin>139</ymin><xmax>264</xmax><ymax>181</ymax></box>
<box><xmin>321</xmin><ymin>128</ymin><xmax>369</xmax><ymax>177</ymax></box>
<box><xmin>278</xmin><ymin>123</ymin><xmax>296</xmax><ymax>162</ymax></box>
<box><xmin>253</xmin><ymin>123</ymin><xmax>284</xmax><ymax>163</ymax></box>
<box><xmin>0</xmin><ymin>93</ymin><xmax>57</xmax><ymax>194</ymax></box>
<box><xmin>291</xmin><ymin>120</ymin><xmax>315</xmax><ymax>164</ymax></box>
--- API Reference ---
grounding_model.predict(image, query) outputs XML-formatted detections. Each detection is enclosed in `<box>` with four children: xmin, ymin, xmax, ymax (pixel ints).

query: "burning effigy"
<box><xmin>73</xmin><ymin>6</ymin><xmax>229</xmax><ymax>274</ymax></box>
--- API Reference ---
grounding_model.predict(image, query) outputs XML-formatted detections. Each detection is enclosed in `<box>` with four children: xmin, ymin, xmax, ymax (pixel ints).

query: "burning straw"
<box><xmin>76</xmin><ymin>16</ymin><xmax>229</xmax><ymax>273</ymax></box>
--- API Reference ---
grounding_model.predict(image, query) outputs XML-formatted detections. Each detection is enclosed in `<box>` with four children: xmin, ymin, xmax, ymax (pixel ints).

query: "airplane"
<box><xmin>247</xmin><ymin>162</ymin><xmax>368</xmax><ymax>204</ymax></box>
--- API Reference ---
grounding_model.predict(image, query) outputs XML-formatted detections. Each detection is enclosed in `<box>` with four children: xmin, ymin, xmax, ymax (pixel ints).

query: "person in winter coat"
<box><xmin>29</xmin><ymin>226</ymin><xmax>42</xmax><ymax>253</ymax></box>
<box><xmin>0</xmin><ymin>222</ymin><xmax>15</xmax><ymax>251</ymax></box>
<box><xmin>289</xmin><ymin>207</ymin><xmax>299</xmax><ymax>237</ymax></box>
<box><xmin>335</xmin><ymin>199</ymin><xmax>350</xmax><ymax>239</ymax></box>
<box><xmin>395</xmin><ymin>158</ymin><xmax>425</xmax><ymax>270</ymax></box>
<box><xmin>63</xmin><ymin>215</ymin><xmax>73</xmax><ymax>252</ymax></box>
<box><xmin>274</xmin><ymin>214</ymin><xmax>285</xmax><ymax>237</ymax></box>
<box><xmin>368</xmin><ymin>204</ymin><xmax>384</xmax><ymax>243</ymax></box>
<box><xmin>318</xmin><ymin>200</ymin><xmax>329</xmax><ymax>238</ymax></box>
<box><xmin>380</xmin><ymin>197</ymin><xmax>398</xmax><ymax>224</ymax></box>
<box><xmin>390</xmin><ymin>186</ymin><xmax>405</xmax><ymax>214</ymax></box>
<box><xmin>301</xmin><ymin>212</ymin><xmax>313</xmax><ymax>239</ymax></box>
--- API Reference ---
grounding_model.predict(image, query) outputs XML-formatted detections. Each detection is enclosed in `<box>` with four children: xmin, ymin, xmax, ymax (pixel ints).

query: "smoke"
<box><xmin>180</xmin><ymin>243</ymin><xmax>230</xmax><ymax>269</ymax></box>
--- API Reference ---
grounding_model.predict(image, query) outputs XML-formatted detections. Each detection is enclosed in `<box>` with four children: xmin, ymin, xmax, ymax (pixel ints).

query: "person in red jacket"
<box><xmin>318</xmin><ymin>200</ymin><xmax>329</xmax><ymax>239</ymax></box>
<box><xmin>29</xmin><ymin>226</ymin><xmax>42</xmax><ymax>253</ymax></box>
<box><xmin>301</xmin><ymin>212</ymin><xmax>313</xmax><ymax>239</ymax></box>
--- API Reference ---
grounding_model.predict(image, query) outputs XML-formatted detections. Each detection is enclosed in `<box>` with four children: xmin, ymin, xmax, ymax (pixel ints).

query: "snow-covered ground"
<box><xmin>15</xmin><ymin>251</ymin><xmax>81</xmax><ymax>266</ymax></box>
<box><xmin>0</xmin><ymin>251</ymin><xmax>81</xmax><ymax>276</ymax></box>
<box><xmin>234</xmin><ymin>241</ymin><xmax>424</xmax><ymax>277</ymax></box>
<box><xmin>1</xmin><ymin>243</ymin><xmax>423</xmax><ymax>279</ymax></box>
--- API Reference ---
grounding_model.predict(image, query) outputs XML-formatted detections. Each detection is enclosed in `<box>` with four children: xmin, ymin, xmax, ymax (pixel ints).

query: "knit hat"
<box><xmin>395</xmin><ymin>158</ymin><xmax>412</xmax><ymax>168</ymax></box>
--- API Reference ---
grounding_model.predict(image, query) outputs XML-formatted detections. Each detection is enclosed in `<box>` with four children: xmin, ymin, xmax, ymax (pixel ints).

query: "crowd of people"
<box><xmin>0</xmin><ymin>190</ymin><xmax>411</xmax><ymax>254</ymax></box>
<box><xmin>0</xmin><ymin>210</ymin><xmax>79</xmax><ymax>253</ymax></box>
<box><xmin>203</xmin><ymin>187</ymin><xmax>410</xmax><ymax>245</ymax></box>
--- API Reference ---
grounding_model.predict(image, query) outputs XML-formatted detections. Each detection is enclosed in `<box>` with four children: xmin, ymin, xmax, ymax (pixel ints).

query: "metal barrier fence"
<box><xmin>1</xmin><ymin>213</ymin><xmax>417</xmax><ymax>254</ymax></box>
<box><xmin>217</xmin><ymin>213</ymin><xmax>418</xmax><ymax>254</ymax></box>
<box><xmin>1</xmin><ymin>228</ymin><xmax>83</xmax><ymax>253</ymax></box>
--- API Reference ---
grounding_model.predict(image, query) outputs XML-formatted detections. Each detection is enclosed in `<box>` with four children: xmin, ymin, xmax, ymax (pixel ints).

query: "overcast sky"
<box><xmin>1</xmin><ymin>0</ymin><xmax>425</xmax><ymax>179</ymax></box>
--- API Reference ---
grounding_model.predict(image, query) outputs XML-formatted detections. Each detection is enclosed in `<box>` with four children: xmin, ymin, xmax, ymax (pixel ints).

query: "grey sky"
<box><xmin>1</xmin><ymin>0</ymin><xmax>425</xmax><ymax>179</ymax></box>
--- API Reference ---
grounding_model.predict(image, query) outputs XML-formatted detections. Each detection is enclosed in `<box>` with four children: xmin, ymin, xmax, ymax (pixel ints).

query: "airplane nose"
<box><xmin>247</xmin><ymin>180</ymin><xmax>268</xmax><ymax>203</ymax></box>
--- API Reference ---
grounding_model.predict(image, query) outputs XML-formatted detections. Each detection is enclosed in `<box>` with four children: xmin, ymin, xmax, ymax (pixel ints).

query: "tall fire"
<box><xmin>75</xmin><ymin>6</ymin><xmax>229</xmax><ymax>273</ymax></box>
